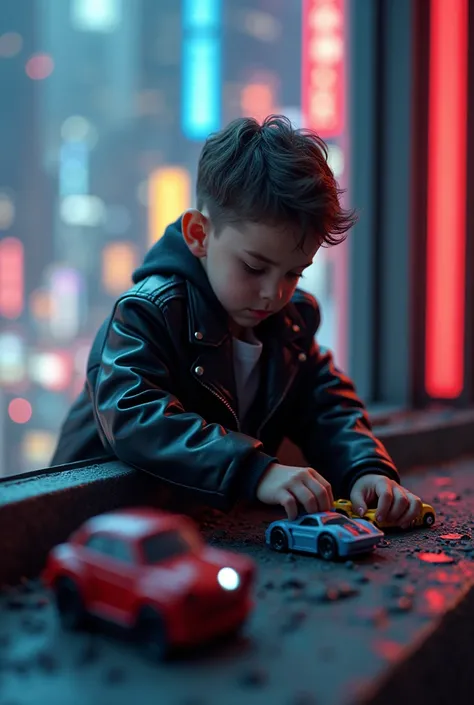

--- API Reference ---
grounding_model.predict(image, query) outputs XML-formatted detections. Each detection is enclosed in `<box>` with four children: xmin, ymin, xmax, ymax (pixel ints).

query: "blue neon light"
<box><xmin>182</xmin><ymin>0</ymin><xmax>221</xmax><ymax>30</ymax></box>
<box><xmin>181</xmin><ymin>0</ymin><xmax>221</xmax><ymax>141</ymax></box>
<box><xmin>59</xmin><ymin>142</ymin><xmax>89</xmax><ymax>196</ymax></box>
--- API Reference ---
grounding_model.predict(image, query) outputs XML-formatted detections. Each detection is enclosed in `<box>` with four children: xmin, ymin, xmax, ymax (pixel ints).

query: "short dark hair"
<box><xmin>196</xmin><ymin>114</ymin><xmax>357</xmax><ymax>247</ymax></box>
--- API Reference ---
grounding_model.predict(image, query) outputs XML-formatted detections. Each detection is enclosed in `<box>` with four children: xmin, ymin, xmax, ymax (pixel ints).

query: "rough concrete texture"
<box><xmin>2</xmin><ymin>458</ymin><xmax>474</xmax><ymax>705</ymax></box>
<box><xmin>3</xmin><ymin>407</ymin><xmax>474</xmax><ymax>588</ymax></box>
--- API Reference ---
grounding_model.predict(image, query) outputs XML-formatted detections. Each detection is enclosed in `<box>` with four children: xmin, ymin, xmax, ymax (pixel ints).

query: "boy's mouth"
<box><xmin>248</xmin><ymin>309</ymin><xmax>272</xmax><ymax>319</ymax></box>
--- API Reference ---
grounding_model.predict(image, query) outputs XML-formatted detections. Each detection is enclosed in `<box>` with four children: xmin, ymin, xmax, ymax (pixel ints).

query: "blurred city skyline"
<box><xmin>0</xmin><ymin>0</ymin><xmax>349</xmax><ymax>476</ymax></box>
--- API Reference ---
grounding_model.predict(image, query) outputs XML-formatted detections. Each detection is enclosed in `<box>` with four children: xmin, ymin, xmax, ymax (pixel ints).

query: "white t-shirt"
<box><xmin>232</xmin><ymin>332</ymin><xmax>263</xmax><ymax>421</ymax></box>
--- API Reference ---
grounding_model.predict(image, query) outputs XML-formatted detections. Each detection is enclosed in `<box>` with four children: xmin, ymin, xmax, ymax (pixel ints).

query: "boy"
<box><xmin>52</xmin><ymin>115</ymin><xmax>422</xmax><ymax>527</ymax></box>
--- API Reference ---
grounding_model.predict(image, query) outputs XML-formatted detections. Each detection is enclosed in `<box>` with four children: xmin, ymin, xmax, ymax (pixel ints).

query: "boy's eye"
<box><xmin>243</xmin><ymin>262</ymin><xmax>265</xmax><ymax>275</ymax></box>
<box><xmin>287</xmin><ymin>271</ymin><xmax>303</xmax><ymax>280</ymax></box>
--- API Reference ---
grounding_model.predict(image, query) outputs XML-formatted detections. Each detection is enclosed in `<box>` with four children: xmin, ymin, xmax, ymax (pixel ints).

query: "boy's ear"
<box><xmin>181</xmin><ymin>209</ymin><xmax>210</xmax><ymax>258</ymax></box>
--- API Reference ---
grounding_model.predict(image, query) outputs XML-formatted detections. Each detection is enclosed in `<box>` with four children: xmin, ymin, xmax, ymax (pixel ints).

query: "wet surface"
<box><xmin>1</xmin><ymin>459</ymin><xmax>474</xmax><ymax>705</ymax></box>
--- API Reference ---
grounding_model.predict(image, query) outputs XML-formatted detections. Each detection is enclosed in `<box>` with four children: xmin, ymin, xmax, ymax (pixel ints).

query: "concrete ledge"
<box><xmin>1</xmin><ymin>457</ymin><xmax>474</xmax><ymax>705</ymax></box>
<box><xmin>0</xmin><ymin>458</ymin><xmax>207</xmax><ymax>588</ymax></box>
<box><xmin>2</xmin><ymin>407</ymin><xmax>474</xmax><ymax>587</ymax></box>
<box><xmin>375</xmin><ymin>407</ymin><xmax>474</xmax><ymax>470</ymax></box>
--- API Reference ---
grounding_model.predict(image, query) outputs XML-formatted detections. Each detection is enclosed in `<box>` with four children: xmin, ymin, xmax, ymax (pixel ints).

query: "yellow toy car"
<box><xmin>333</xmin><ymin>499</ymin><xmax>436</xmax><ymax>529</ymax></box>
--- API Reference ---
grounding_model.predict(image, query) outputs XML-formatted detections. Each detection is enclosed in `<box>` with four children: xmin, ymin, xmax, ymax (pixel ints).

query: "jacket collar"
<box><xmin>186</xmin><ymin>281</ymin><xmax>308</xmax><ymax>436</ymax></box>
<box><xmin>186</xmin><ymin>279</ymin><xmax>307</xmax><ymax>349</ymax></box>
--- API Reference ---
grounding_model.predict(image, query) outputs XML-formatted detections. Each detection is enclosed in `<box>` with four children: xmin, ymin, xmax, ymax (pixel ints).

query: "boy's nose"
<box><xmin>260</xmin><ymin>280</ymin><xmax>283</xmax><ymax>304</ymax></box>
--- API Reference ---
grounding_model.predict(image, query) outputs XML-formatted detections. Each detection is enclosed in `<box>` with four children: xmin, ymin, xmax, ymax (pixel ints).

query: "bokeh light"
<box><xmin>243</xmin><ymin>12</ymin><xmax>281</xmax><ymax>42</ymax></box>
<box><xmin>0</xmin><ymin>192</ymin><xmax>15</xmax><ymax>230</ymax></box>
<box><xmin>61</xmin><ymin>115</ymin><xmax>98</xmax><ymax>148</ymax></box>
<box><xmin>8</xmin><ymin>398</ymin><xmax>32</xmax><ymax>424</ymax></box>
<box><xmin>0</xmin><ymin>32</ymin><xmax>23</xmax><ymax>58</ymax></box>
<box><xmin>25</xmin><ymin>53</ymin><xmax>54</xmax><ymax>80</ymax></box>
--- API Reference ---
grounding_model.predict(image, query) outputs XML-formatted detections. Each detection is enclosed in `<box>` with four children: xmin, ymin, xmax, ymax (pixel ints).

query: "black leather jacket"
<box><xmin>51</xmin><ymin>218</ymin><xmax>399</xmax><ymax>510</ymax></box>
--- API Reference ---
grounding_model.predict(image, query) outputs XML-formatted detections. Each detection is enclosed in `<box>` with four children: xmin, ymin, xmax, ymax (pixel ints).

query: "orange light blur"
<box><xmin>29</xmin><ymin>289</ymin><xmax>53</xmax><ymax>320</ymax></box>
<box><xmin>102</xmin><ymin>242</ymin><xmax>138</xmax><ymax>295</ymax></box>
<box><xmin>425</xmin><ymin>0</ymin><xmax>468</xmax><ymax>398</ymax></box>
<box><xmin>148</xmin><ymin>167</ymin><xmax>191</xmax><ymax>246</ymax></box>
<box><xmin>240</xmin><ymin>83</ymin><xmax>274</xmax><ymax>122</ymax></box>
<box><xmin>0</xmin><ymin>237</ymin><xmax>24</xmax><ymax>319</ymax></box>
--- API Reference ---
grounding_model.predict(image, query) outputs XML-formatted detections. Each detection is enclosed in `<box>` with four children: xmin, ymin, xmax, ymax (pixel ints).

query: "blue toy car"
<box><xmin>265</xmin><ymin>511</ymin><xmax>384</xmax><ymax>560</ymax></box>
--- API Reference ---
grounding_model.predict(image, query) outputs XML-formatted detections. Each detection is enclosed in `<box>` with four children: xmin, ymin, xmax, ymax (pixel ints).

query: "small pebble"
<box><xmin>337</xmin><ymin>582</ymin><xmax>359</xmax><ymax>599</ymax></box>
<box><xmin>354</xmin><ymin>574</ymin><xmax>370</xmax><ymax>584</ymax></box>
<box><xmin>11</xmin><ymin>659</ymin><xmax>30</xmax><ymax>674</ymax></box>
<box><xmin>37</xmin><ymin>651</ymin><xmax>58</xmax><ymax>673</ymax></box>
<box><xmin>279</xmin><ymin>610</ymin><xmax>307</xmax><ymax>633</ymax></box>
<box><xmin>281</xmin><ymin>578</ymin><xmax>306</xmax><ymax>591</ymax></box>
<box><xmin>307</xmin><ymin>586</ymin><xmax>340</xmax><ymax>603</ymax></box>
<box><xmin>239</xmin><ymin>667</ymin><xmax>268</xmax><ymax>688</ymax></box>
<box><xmin>387</xmin><ymin>597</ymin><xmax>413</xmax><ymax>614</ymax></box>
<box><xmin>6</xmin><ymin>597</ymin><xmax>26</xmax><ymax>611</ymax></box>
<box><xmin>104</xmin><ymin>666</ymin><xmax>126</xmax><ymax>684</ymax></box>
<box><xmin>76</xmin><ymin>639</ymin><xmax>100</xmax><ymax>666</ymax></box>
<box><xmin>351</xmin><ymin>606</ymin><xmax>388</xmax><ymax>627</ymax></box>
<box><xmin>21</xmin><ymin>616</ymin><xmax>46</xmax><ymax>634</ymax></box>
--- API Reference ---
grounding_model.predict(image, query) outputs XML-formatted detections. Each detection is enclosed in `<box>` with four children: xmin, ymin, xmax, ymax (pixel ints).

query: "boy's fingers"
<box><xmin>399</xmin><ymin>494</ymin><xmax>423</xmax><ymax>528</ymax></box>
<box><xmin>386</xmin><ymin>488</ymin><xmax>410</xmax><ymax>523</ymax></box>
<box><xmin>375</xmin><ymin>484</ymin><xmax>394</xmax><ymax>521</ymax></box>
<box><xmin>310</xmin><ymin>469</ymin><xmax>334</xmax><ymax>506</ymax></box>
<box><xmin>349</xmin><ymin>487</ymin><xmax>367</xmax><ymax>516</ymax></box>
<box><xmin>291</xmin><ymin>483</ymin><xmax>321</xmax><ymax>514</ymax></box>
<box><xmin>280</xmin><ymin>490</ymin><xmax>298</xmax><ymax>521</ymax></box>
<box><xmin>303</xmin><ymin>475</ymin><xmax>331</xmax><ymax>511</ymax></box>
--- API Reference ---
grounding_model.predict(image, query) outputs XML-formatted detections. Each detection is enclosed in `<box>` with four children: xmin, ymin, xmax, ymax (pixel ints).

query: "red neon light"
<box><xmin>425</xmin><ymin>0</ymin><xmax>468</xmax><ymax>398</ymax></box>
<box><xmin>0</xmin><ymin>237</ymin><xmax>24</xmax><ymax>319</ymax></box>
<box><xmin>302</xmin><ymin>0</ymin><xmax>345</xmax><ymax>137</ymax></box>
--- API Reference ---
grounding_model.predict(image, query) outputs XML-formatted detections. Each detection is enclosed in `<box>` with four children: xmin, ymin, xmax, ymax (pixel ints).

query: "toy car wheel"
<box><xmin>423</xmin><ymin>512</ymin><xmax>435</xmax><ymax>527</ymax></box>
<box><xmin>270</xmin><ymin>527</ymin><xmax>289</xmax><ymax>552</ymax></box>
<box><xmin>317</xmin><ymin>533</ymin><xmax>338</xmax><ymax>561</ymax></box>
<box><xmin>54</xmin><ymin>577</ymin><xmax>87</xmax><ymax>630</ymax></box>
<box><xmin>136</xmin><ymin>606</ymin><xmax>169</xmax><ymax>661</ymax></box>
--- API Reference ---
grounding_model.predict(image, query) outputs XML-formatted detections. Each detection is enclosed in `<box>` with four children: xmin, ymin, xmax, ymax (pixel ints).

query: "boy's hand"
<box><xmin>256</xmin><ymin>463</ymin><xmax>334</xmax><ymax>520</ymax></box>
<box><xmin>350</xmin><ymin>473</ymin><xmax>422</xmax><ymax>529</ymax></box>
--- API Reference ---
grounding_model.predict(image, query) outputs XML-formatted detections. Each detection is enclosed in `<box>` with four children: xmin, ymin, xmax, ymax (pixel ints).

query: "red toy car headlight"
<box><xmin>217</xmin><ymin>567</ymin><xmax>241</xmax><ymax>591</ymax></box>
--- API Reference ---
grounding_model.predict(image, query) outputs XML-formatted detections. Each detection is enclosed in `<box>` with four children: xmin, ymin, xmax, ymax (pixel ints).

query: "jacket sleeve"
<box><xmin>285</xmin><ymin>300</ymin><xmax>400</xmax><ymax>499</ymax></box>
<box><xmin>92</xmin><ymin>295</ymin><xmax>276</xmax><ymax>510</ymax></box>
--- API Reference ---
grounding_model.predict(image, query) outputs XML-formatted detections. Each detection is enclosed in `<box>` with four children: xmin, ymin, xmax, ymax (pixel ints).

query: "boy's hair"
<box><xmin>196</xmin><ymin>114</ymin><xmax>357</xmax><ymax>247</ymax></box>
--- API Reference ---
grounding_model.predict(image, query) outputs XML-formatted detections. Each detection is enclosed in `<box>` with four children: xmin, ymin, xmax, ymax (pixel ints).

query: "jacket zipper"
<box><xmin>196</xmin><ymin>378</ymin><xmax>241</xmax><ymax>432</ymax></box>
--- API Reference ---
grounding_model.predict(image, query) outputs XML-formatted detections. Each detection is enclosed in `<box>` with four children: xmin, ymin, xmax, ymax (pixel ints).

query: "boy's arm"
<box><xmin>285</xmin><ymin>302</ymin><xmax>400</xmax><ymax>500</ymax></box>
<box><xmin>92</xmin><ymin>295</ymin><xmax>276</xmax><ymax>510</ymax></box>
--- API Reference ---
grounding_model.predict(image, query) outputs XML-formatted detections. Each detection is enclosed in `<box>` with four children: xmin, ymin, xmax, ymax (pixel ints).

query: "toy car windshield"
<box><xmin>320</xmin><ymin>515</ymin><xmax>371</xmax><ymax>534</ymax></box>
<box><xmin>319</xmin><ymin>515</ymin><xmax>349</xmax><ymax>525</ymax></box>
<box><xmin>140</xmin><ymin>529</ymin><xmax>197</xmax><ymax>564</ymax></box>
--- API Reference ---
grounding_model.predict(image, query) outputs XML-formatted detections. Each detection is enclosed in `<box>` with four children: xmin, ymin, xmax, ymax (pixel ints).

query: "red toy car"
<box><xmin>42</xmin><ymin>507</ymin><xmax>256</xmax><ymax>659</ymax></box>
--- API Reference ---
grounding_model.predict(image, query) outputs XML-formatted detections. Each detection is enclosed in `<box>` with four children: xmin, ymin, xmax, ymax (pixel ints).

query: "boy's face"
<box><xmin>182</xmin><ymin>210</ymin><xmax>319</xmax><ymax>336</ymax></box>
